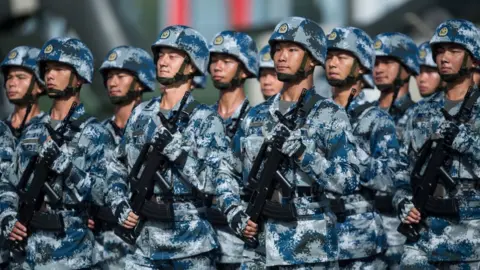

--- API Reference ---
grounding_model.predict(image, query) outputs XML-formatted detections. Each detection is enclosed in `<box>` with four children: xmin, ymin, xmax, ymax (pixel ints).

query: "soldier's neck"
<box><xmin>445</xmin><ymin>76</ymin><xmax>473</xmax><ymax>101</ymax></box>
<box><xmin>378</xmin><ymin>83</ymin><xmax>408</xmax><ymax>109</ymax></box>
<box><xmin>10</xmin><ymin>103</ymin><xmax>40</xmax><ymax>129</ymax></box>
<box><xmin>333</xmin><ymin>82</ymin><xmax>361</xmax><ymax>108</ymax></box>
<box><xmin>114</xmin><ymin>100</ymin><xmax>137</xmax><ymax>129</ymax></box>
<box><xmin>217</xmin><ymin>87</ymin><xmax>245</xmax><ymax>120</ymax></box>
<box><xmin>160</xmin><ymin>83</ymin><xmax>191</xmax><ymax>110</ymax></box>
<box><xmin>51</xmin><ymin>95</ymin><xmax>80</xmax><ymax>121</ymax></box>
<box><xmin>281</xmin><ymin>75</ymin><xmax>313</xmax><ymax>102</ymax></box>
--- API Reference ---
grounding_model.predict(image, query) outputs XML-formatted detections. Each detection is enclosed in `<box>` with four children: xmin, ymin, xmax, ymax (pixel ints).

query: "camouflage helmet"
<box><xmin>37</xmin><ymin>37</ymin><xmax>94</xmax><ymax>83</ymax></box>
<box><xmin>258</xmin><ymin>44</ymin><xmax>274</xmax><ymax>69</ymax></box>
<box><xmin>151</xmin><ymin>25</ymin><xmax>209</xmax><ymax>76</ymax></box>
<box><xmin>99</xmin><ymin>46</ymin><xmax>156</xmax><ymax>92</ymax></box>
<box><xmin>268</xmin><ymin>17</ymin><xmax>327</xmax><ymax>66</ymax></box>
<box><xmin>193</xmin><ymin>75</ymin><xmax>206</xmax><ymax>89</ymax></box>
<box><xmin>417</xmin><ymin>41</ymin><xmax>436</xmax><ymax>68</ymax></box>
<box><xmin>1</xmin><ymin>46</ymin><xmax>44</xmax><ymax>86</ymax></box>
<box><xmin>430</xmin><ymin>19</ymin><xmax>480</xmax><ymax>62</ymax></box>
<box><xmin>327</xmin><ymin>27</ymin><xmax>375</xmax><ymax>73</ymax></box>
<box><xmin>209</xmin><ymin>31</ymin><xmax>259</xmax><ymax>77</ymax></box>
<box><xmin>374</xmin><ymin>32</ymin><xmax>420</xmax><ymax>75</ymax></box>
<box><xmin>362</xmin><ymin>74</ymin><xmax>375</xmax><ymax>89</ymax></box>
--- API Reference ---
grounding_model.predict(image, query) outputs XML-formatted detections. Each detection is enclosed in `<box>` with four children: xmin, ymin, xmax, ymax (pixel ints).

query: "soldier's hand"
<box><xmin>88</xmin><ymin>219</ymin><xmax>95</xmax><ymax>230</ymax></box>
<box><xmin>243</xmin><ymin>220</ymin><xmax>258</xmax><ymax>238</ymax></box>
<box><xmin>122</xmin><ymin>211</ymin><xmax>139</xmax><ymax>229</ymax></box>
<box><xmin>8</xmin><ymin>221</ymin><xmax>27</xmax><ymax>241</ymax></box>
<box><xmin>404</xmin><ymin>207</ymin><xmax>421</xmax><ymax>224</ymax></box>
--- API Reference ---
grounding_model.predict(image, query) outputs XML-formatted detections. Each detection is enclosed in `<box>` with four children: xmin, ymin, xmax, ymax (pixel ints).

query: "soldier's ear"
<box><xmin>358</xmin><ymin>66</ymin><xmax>366</xmax><ymax>75</ymax></box>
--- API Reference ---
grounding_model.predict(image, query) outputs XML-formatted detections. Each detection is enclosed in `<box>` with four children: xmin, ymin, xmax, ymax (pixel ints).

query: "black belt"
<box><xmin>205</xmin><ymin>208</ymin><xmax>228</xmax><ymax>226</ymax></box>
<box><xmin>374</xmin><ymin>194</ymin><xmax>394</xmax><ymax>214</ymax></box>
<box><xmin>328</xmin><ymin>197</ymin><xmax>375</xmax><ymax>222</ymax></box>
<box><xmin>30</xmin><ymin>212</ymin><xmax>65</xmax><ymax>232</ymax></box>
<box><xmin>425</xmin><ymin>197</ymin><xmax>459</xmax><ymax>217</ymax></box>
<box><xmin>141</xmin><ymin>200</ymin><xmax>175</xmax><ymax>222</ymax></box>
<box><xmin>262</xmin><ymin>201</ymin><xmax>298</xmax><ymax>221</ymax></box>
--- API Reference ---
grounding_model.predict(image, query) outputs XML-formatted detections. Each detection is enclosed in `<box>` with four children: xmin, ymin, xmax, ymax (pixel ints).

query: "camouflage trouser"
<box><xmin>380</xmin><ymin>245</ymin><xmax>403</xmax><ymax>270</ymax></box>
<box><xmin>266</xmin><ymin>261</ymin><xmax>339</xmax><ymax>269</ymax></box>
<box><xmin>124</xmin><ymin>250</ymin><xmax>215</xmax><ymax>270</ymax></box>
<box><xmin>339</xmin><ymin>255</ymin><xmax>387</xmax><ymax>270</ymax></box>
<box><xmin>400</xmin><ymin>245</ymin><xmax>480</xmax><ymax>270</ymax></box>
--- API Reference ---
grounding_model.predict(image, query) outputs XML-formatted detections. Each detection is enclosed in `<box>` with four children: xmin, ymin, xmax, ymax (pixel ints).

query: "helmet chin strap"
<box><xmin>109</xmin><ymin>78</ymin><xmax>142</xmax><ymax>105</ymax></box>
<box><xmin>440</xmin><ymin>53</ymin><xmax>472</xmax><ymax>83</ymax></box>
<box><xmin>276</xmin><ymin>52</ymin><xmax>315</xmax><ymax>83</ymax></box>
<box><xmin>157</xmin><ymin>58</ymin><xmax>194</xmax><ymax>86</ymax></box>
<box><xmin>213</xmin><ymin>67</ymin><xmax>246</xmax><ymax>90</ymax></box>
<box><xmin>8</xmin><ymin>77</ymin><xmax>37</xmax><ymax>106</ymax></box>
<box><xmin>327</xmin><ymin>60</ymin><xmax>360</xmax><ymax>87</ymax></box>
<box><xmin>47</xmin><ymin>73</ymin><xmax>81</xmax><ymax>99</ymax></box>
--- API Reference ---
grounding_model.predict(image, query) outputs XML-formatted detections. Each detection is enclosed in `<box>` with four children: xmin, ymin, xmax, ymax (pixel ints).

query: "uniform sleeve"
<box><xmin>295</xmin><ymin>108</ymin><xmax>360</xmax><ymax>195</ymax></box>
<box><xmin>105</xmin><ymin>122</ymin><xmax>133</xmax><ymax>224</ymax></box>
<box><xmin>358</xmin><ymin>115</ymin><xmax>400</xmax><ymax>192</ymax></box>
<box><xmin>0</xmin><ymin>163</ymin><xmax>20</xmax><ymax>244</ymax></box>
<box><xmin>0</xmin><ymin>124</ymin><xmax>15</xmax><ymax>176</ymax></box>
<box><xmin>451</xmin><ymin>119</ymin><xmax>480</xmax><ymax>162</ymax></box>
<box><xmin>63</xmin><ymin>124</ymin><xmax>113</xmax><ymax>203</ymax></box>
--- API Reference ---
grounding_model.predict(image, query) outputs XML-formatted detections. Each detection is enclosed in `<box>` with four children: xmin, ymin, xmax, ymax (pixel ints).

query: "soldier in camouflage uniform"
<box><xmin>0</xmin><ymin>45</ymin><xmax>48</xmax><ymax>269</ymax></box>
<box><xmin>373</xmin><ymin>32</ymin><xmax>420</xmax><ymax>139</ymax></box>
<box><xmin>234</xmin><ymin>16</ymin><xmax>360</xmax><ymax>269</ymax></box>
<box><xmin>326</xmin><ymin>26</ymin><xmax>399</xmax><ymax>269</ymax></box>
<box><xmin>0</xmin><ymin>37</ymin><xmax>113</xmax><ymax>269</ymax></box>
<box><xmin>416</xmin><ymin>41</ymin><xmax>442</xmax><ymax>98</ymax></box>
<box><xmin>207</xmin><ymin>30</ymin><xmax>258</xmax><ymax>269</ymax></box>
<box><xmin>396</xmin><ymin>19</ymin><xmax>480</xmax><ymax>269</ymax></box>
<box><xmin>258</xmin><ymin>44</ymin><xmax>284</xmax><ymax>99</ymax></box>
<box><xmin>105</xmin><ymin>25</ymin><xmax>247</xmax><ymax>269</ymax></box>
<box><xmin>89</xmin><ymin>46</ymin><xmax>156</xmax><ymax>269</ymax></box>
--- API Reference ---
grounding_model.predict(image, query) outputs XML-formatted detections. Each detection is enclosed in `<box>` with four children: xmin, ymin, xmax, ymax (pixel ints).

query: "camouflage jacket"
<box><xmin>0</xmin><ymin>104</ymin><xmax>112</xmax><ymax>269</ymax></box>
<box><xmin>105</xmin><ymin>94</ymin><xmax>240</xmax><ymax>260</ymax></box>
<box><xmin>332</xmin><ymin>91</ymin><xmax>399</xmax><ymax>260</ymax></box>
<box><xmin>394</xmin><ymin>88</ymin><xmax>480</xmax><ymax>261</ymax></box>
<box><xmin>235</xmin><ymin>87</ymin><xmax>359</xmax><ymax>266</ymax></box>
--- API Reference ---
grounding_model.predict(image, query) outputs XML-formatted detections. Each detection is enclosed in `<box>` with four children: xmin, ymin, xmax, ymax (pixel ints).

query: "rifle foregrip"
<box><xmin>397</xmin><ymin>222</ymin><xmax>421</xmax><ymax>243</ymax></box>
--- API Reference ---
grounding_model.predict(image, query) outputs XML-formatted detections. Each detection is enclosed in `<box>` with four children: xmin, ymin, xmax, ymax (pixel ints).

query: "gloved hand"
<box><xmin>398</xmin><ymin>198</ymin><xmax>419</xmax><ymax>224</ymax></box>
<box><xmin>270</xmin><ymin>123</ymin><xmax>305</xmax><ymax>158</ymax></box>
<box><xmin>40</xmin><ymin>139</ymin><xmax>71</xmax><ymax>174</ymax></box>
<box><xmin>153</xmin><ymin>126</ymin><xmax>184</xmax><ymax>162</ymax></box>
<box><xmin>437</xmin><ymin>120</ymin><xmax>460</xmax><ymax>146</ymax></box>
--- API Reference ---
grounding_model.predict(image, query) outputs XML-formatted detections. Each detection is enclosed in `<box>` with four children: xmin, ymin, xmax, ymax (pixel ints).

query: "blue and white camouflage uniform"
<box><xmin>208</xmin><ymin>30</ymin><xmax>258</xmax><ymax>268</ymax></box>
<box><xmin>0</xmin><ymin>37</ymin><xmax>113</xmax><ymax>269</ymax></box>
<box><xmin>326</xmin><ymin>27</ymin><xmax>396</xmax><ymax>269</ymax></box>
<box><xmin>229</xmin><ymin>17</ymin><xmax>359</xmax><ymax>268</ymax></box>
<box><xmin>105</xmin><ymin>25</ymin><xmax>240</xmax><ymax>269</ymax></box>
<box><xmin>394</xmin><ymin>19</ymin><xmax>480</xmax><ymax>269</ymax></box>
<box><xmin>93</xmin><ymin>45</ymin><xmax>156</xmax><ymax>269</ymax></box>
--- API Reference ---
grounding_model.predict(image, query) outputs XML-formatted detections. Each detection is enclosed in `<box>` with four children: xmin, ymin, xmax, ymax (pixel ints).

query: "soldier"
<box><xmin>326</xmin><ymin>26</ymin><xmax>399</xmax><ymax>269</ymax></box>
<box><xmin>105</xmin><ymin>25</ymin><xmax>245</xmax><ymax>269</ymax></box>
<box><xmin>89</xmin><ymin>46</ymin><xmax>156</xmax><ymax>269</ymax></box>
<box><xmin>416</xmin><ymin>41</ymin><xmax>442</xmax><ymax>98</ymax></box>
<box><xmin>396</xmin><ymin>19</ymin><xmax>480</xmax><ymax>269</ymax></box>
<box><xmin>258</xmin><ymin>44</ymin><xmax>283</xmax><ymax>99</ymax></box>
<box><xmin>0</xmin><ymin>37</ymin><xmax>112</xmax><ymax>269</ymax></box>
<box><xmin>207</xmin><ymin>30</ymin><xmax>258</xmax><ymax>269</ymax></box>
<box><xmin>369</xmin><ymin>34</ymin><xmax>420</xmax><ymax>269</ymax></box>
<box><xmin>237</xmin><ymin>16</ymin><xmax>359</xmax><ymax>269</ymax></box>
<box><xmin>373</xmin><ymin>32</ymin><xmax>420</xmax><ymax>138</ymax></box>
<box><xmin>0</xmin><ymin>46</ymin><xmax>46</xmax><ymax>270</ymax></box>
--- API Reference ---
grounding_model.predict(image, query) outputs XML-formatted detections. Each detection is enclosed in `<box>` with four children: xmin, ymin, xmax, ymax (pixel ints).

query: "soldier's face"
<box><xmin>325</xmin><ymin>50</ymin><xmax>358</xmax><ymax>81</ymax></box>
<box><xmin>434</xmin><ymin>43</ymin><xmax>473</xmax><ymax>75</ymax></box>
<box><xmin>5</xmin><ymin>67</ymin><xmax>35</xmax><ymax>100</ymax></box>
<box><xmin>416</xmin><ymin>66</ymin><xmax>441</xmax><ymax>97</ymax></box>
<box><xmin>209</xmin><ymin>53</ymin><xmax>245</xmax><ymax>83</ymax></box>
<box><xmin>259</xmin><ymin>68</ymin><xmax>283</xmax><ymax>97</ymax></box>
<box><xmin>44</xmin><ymin>62</ymin><xmax>81</xmax><ymax>90</ymax></box>
<box><xmin>373</xmin><ymin>57</ymin><xmax>405</xmax><ymax>85</ymax></box>
<box><xmin>273</xmin><ymin>42</ymin><xmax>312</xmax><ymax>74</ymax></box>
<box><xmin>106</xmin><ymin>69</ymin><xmax>139</xmax><ymax>97</ymax></box>
<box><xmin>156</xmin><ymin>47</ymin><xmax>193</xmax><ymax>78</ymax></box>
